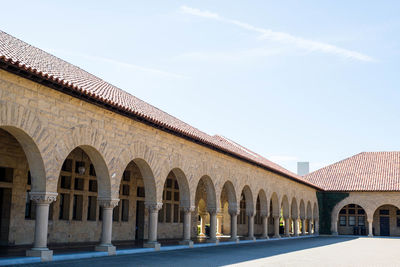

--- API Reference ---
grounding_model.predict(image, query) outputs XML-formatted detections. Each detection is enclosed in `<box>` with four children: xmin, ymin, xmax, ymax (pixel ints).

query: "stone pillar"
<box><xmin>207</xmin><ymin>208</ymin><xmax>219</xmax><ymax>244</ymax></box>
<box><xmin>368</xmin><ymin>219</ymin><xmax>373</xmax><ymax>237</ymax></box>
<box><xmin>284</xmin><ymin>217</ymin><xmax>290</xmax><ymax>237</ymax></box>
<box><xmin>95</xmin><ymin>198</ymin><xmax>119</xmax><ymax>255</ymax></box>
<box><xmin>308</xmin><ymin>219</ymin><xmax>313</xmax><ymax>235</ymax></box>
<box><xmin>229</xmin><ymin>209</ymin><xmax>239</xmax><ymax>243</ymax></box>
<box><xmin>246</xmin><ymin>212</ymin><xmax>256</xmax><ymax>241</ymax></box>
<box><xmin>301</xmin><ymin>219</ymin><xmax>306</xmax><ymax>235</ymax></box>
<box><xmin>144</xmin><ymin>202</ymin><xmax>162</xmax><ymax>250</ymax></box>
<box><xmin>179</xmin><ymin>206</ymin><xmax>194</xmax><ymax>247</ymax></box>
<box><xmin>331</xmin><ymin>218</ymin><xmax>338</xmax><ymax>235</ymax></box>
<box><xmin>273</xmin><ymin>216</ymin><xmax>280</xmax><ymax>238</ymax></box>
<box><xmin>314</xmin><ymin>219</ymin><xmax>319</xmax><ymax>235</ymax></box>
<box><xmin>199</xmin><ymin>214</ymin><xmax>206</xmax><ymax>236</ymax></box>
<box><xmin>293</xmin><ymin>218</ymin><xmax>299</xmax><ymax>236</ymax></box>
<box><xmin>261</xmin><ymin>213</ymin><xmax>269</xmax><ymax>239</ymax></box>
<box><xmin>26</xmin><ymin>192</ymin><xmax>58</xmax><ymax>261</ymax></box>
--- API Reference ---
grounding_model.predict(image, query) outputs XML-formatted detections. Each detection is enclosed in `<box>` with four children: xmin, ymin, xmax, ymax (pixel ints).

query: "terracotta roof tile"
<box><xmin>0</xmin><ymin>30</ymin><xmax>318</xmax><ymax>188</ymax></box>
<box><xmin>304</xmin><ymin>152</ymin><xmax>400</xmax><ymax>191</ymax></box>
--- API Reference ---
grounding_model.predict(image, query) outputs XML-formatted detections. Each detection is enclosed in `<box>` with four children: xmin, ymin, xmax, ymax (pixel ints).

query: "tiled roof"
<box><xmin>0</xmin><ymin>30</ymin><xmax>319</xmax><ymax>189</ymax></box>
<box><xmin>304</xmin><ymin>152</ymin><xmax>400</xmax><ymax>191</ymax></box>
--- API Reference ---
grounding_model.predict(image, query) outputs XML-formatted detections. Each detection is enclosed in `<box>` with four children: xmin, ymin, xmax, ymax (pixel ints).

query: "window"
<box><xmin>380</xmin><ymin>209</ymin><xmax>389</xmax><ymax>215</ymax></box>
<box><xmin>239</xmin><ymin>193</ymin><xmax>246</xmax><ymax>224</ymax></box>
<box><xmin>358</xmin><ymin>216</ymin><xmax>365</xmax><ymax>226</ymax></box>
<box><xmin>59</xmin><ymin>193</ymin><xmax>70</xmax><ymax>220</ymax></box>
<box><xmin>397</xmin><ymin>209</ymin><xmax>400</xmax><ymax>216</ymax></box>
<box><xmin>123</xmin><ymin>171</ymin><xmax>130</xmax><ymax>182</ymax></box>
<box><xmin>87</xmin><ymin>196</ymin><xmax>97</xmax><ymax>221</ymax></box>
<box><xmin>339</xmin><ymin>216</ymin><xmax>346</xmax><ymax>226</ymax></box>
<box><xmin>165</xmin><ymin>203</ymin><xmax>172</xmax><ymax>223</ymax></box>
<box><xmin>74</xmin><ymin>178</ymin><xmax>84</xmax><ymax>190</ymax></box>
<box><xmin>0</xmin><ymin>167</ymin><xmax>13</xmax><ymax>183</ymax></box>
<box><xmin>349</xmin><ymin>216</ymin><xmax>356</xmax><ymax>226</ymax></box>
<box><xmin>121</xmin><ymin>199</ymin><xmax>129</xmax><ymax>222</ymax></box>
<box><xmin>137</xmin><ymin>187</ymin><xmax>145</xmax><ymax>197</ymax></box>
<box><xmin>397</xmin><ymin>217</ymin><xmax>400</xmax><ymax>227</ymax></box>
<box><xmin>25</xmin><ymin>191</ymin><xmax>35</xmax><ymax>219</ymax></box>
<box><xmin>60</xmin><ymin>176</ymin><xmax>71</xmax><ymax>189</ymax></box>
<box><xmin>339</xmin><ymin>209</ymin><xmax>346</xmax><ymax>214</ymax></box>
<box><xmin>89</xmin><ymin>164</ymin><xmax>96</xmax><ymax>176</ymax></box>
<box><xmin>75</xmin><ymin>161</ymin><xmax>85</xmax><ymax>174</ymax></box>
<box><xmin>62</xmin><ymin>159</ymin><xmax>73</xmax><ymax>172</ymax></box>
<box><xmin>113</xmin><ymin>205</ymin><xmax>120</xmax><ymax>222</ymax></box>
<box><xmin>72</xmin><ymin>195</ymin><xmax>83</xmax><ymax>220</ymax></box>
<box><xmin>348</xmin><ymin>209</ymin><xmax>355</xmax><ymax>214</ymax></box>
<box><xmin>27</xmin><ymin>171</ymin><xmax>31</xmax><ymax>185</ymax></box>
<box><xmin>122</xmin><ymin>185</ymin><xmax>130</xmax><ymax>196</ymax></box>
<box><xmin>357</xmin><ymin>209</ymin><xmax>365</xmax><ymax>215</ymax></box>
<box><xmin>159</xmin><ymin>174</ymin><xmax>180</xmax><ymax>223</ymax></box>
<box><xmin>89</xmin><ymin>180</ymin><xmax>97</xmax><ymax>192</ymax></box>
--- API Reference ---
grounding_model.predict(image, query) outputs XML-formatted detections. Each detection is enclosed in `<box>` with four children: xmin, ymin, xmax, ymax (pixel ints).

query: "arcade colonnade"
<box><xmin>0</xmin><ymin>69</ymin><xmax>319</xmax><ymax>261</ymax></box>
<box><xmin>331</xmin><ymin>192</ymin><xmax>400</xmax><ymax>237</ymax></box>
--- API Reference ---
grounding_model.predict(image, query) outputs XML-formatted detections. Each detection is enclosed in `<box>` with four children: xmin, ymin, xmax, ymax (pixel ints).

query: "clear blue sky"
<box><xmin>2</xmin><ymin>1</ymin><xmax>399</xmax><ymax>173</ymax></box>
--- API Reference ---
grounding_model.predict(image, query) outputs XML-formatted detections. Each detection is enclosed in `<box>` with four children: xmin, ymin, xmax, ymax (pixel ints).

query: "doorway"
<box><xmin>380</xmin><ymin>216</ymin><xmax>390</xmax><ymax>236</ymax></box>
<box><xmin>135</xmin><ymin>200</ymin><xmax>145</xmax><ymax>241</ymax></box>
<box><xmin>0</xmin><ymin>188</ymin><xmax>12</xmax><ymax>245</ymax></box>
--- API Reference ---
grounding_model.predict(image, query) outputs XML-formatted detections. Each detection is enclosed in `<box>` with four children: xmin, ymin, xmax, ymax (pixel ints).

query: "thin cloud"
<box><xmin>180</xmin><ymin>6</ymin><xmax>373</xmax><ymax>62</ymax></box>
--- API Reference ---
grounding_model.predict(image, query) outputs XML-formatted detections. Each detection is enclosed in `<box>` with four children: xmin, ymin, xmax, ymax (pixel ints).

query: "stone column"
<box><xmin>261</xmin><ymin>213</ymin><xmax>269</xmax><ymax>239</ymax></box>
<box><xmin>273</xmin><ymin>216</ymin><xmax>280</xmax><ymax>238</ymax></box>
<box><xmin>95</xmin><ymin>198</ymin><xmax>119</xmax><ymax>255</ymax></box>
<box><xmin>144</xmin><ymin>202</ymin><xmax>162</xmax><ymax>250</ymax></box>
<box><xmin>293</xmin><ymin>218</ymin><xmax>299</xmax><ymax>236</ymax></box>
<box><xmin>314</xmin><ymin>219</ymin><xmax>319</xmax><ymax>235</ymax></box>
<box><xmin>179</xmin><ymin>206</ymin><xmax>194</xmax><ymax>247</ymax></box>
<box><xmin>331</xmin><ymin>218</ymin><xmax>338</xmax><ymax>235</ymax></box>
<box><xmin>207</xmin><ymin>208</ymin><xmax>219</xmax><ymax>244</ymax></box>
<box><xmin>368</xmin><ymin>219</ymin><xmax>373</xmax><ymax>237</ymax></box>
<box><xmin>308</xmin><ymin>219</ymin><xmax>313</xmax><ymax>235</ymax></box>
<box><xmin>26</xmin><ymin>192</ymin><xmax>58</xmax><ymax>261</ymax></box>
<box><xmin>200</xmin><ymin>214</ymin><xmax>206</xmax><ymax>236</ymax></box>
<box><xmin>301</xmin><ymin>219</ymin><xmax>306</xmax><ymax>235</ymax></box>
<box><xmin>246</xmin><ymin>212</ymin><xmax>256</xmax><ymax>241</ymax></box>
<box><xmin>229</xmin><ymin>209</ymin><xmax>239</xmax><ymax>243</ymax></box>
<box><xmin>284</xmin><ymin>217</ymin><xmax>290</xmax><ymax>237</ymax></box>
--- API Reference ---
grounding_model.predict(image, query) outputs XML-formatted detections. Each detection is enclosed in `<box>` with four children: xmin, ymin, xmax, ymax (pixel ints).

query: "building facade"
<box><xmin>0</xmin><ymin>31</ymin><xmax>319</xmax><ymax>261</ymax></box>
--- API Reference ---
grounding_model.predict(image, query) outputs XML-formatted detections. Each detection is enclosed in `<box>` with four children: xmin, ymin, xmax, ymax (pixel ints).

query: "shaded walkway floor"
<box><xmin>18</xmin><ymin>236</ymin><xmax>400</xmax><ymax>267</ymax></box>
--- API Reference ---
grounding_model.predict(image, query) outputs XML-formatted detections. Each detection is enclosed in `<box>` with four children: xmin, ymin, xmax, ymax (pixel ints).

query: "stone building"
<box><xmin>0</xmin><ymin>30</ymin><xmax>398</xmax><ymax>262</ymax></box>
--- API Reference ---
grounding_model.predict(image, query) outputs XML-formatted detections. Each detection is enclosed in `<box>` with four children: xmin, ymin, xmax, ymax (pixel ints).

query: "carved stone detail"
<box><xmin>98</xmin><ymin>198</ymin><xmax>119</xmax><ymax>209</ymax></box>
<box><xmin>180</xmin><ymin>206</ymin><xmax>195</xmax><ymax>213</ymax></box>
<box><xmin>145</xmin><ymin>202</ymin><xmax>163</xmax><ymax>212</ymax></box>
<box><xmin>207</xmin><ymin>207</ymin><xmax>219</xmax><ymax>215</ymax></box>
<box><xmin>29</xmin><ymin>192</ymin><xmax>58</xmax><ymax>204</ymax></box>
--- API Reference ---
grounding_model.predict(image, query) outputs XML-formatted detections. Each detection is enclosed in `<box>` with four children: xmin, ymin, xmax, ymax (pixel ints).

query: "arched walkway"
<box><xmin>195</xmin><ymin>176</ymin><xmax>217</xmax><ymax>242</ymax></box>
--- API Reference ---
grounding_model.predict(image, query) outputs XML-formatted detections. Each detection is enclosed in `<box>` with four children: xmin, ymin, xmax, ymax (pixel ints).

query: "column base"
<box><xmin>245</xmin><ymin>236</ymin><xmax>256</xmax><ymax>241</ymax></box>
<box><xmin>95</xmin><ymin>244</ymin><xmax>116</xmax><ymax>255</ymax></box>
<box><xmin>229</xmin><ymin>237</ymin><xmax>240</xmax><ymax>243</ymax></box>
<box><xmin>284</xmin><ymin>234</ymin><xmax>290</xmax><ymax>237</ymax></box>
<box><xmin>206</xmin><ymin>239</ymin><xmax>219</xmax><ymax>245</ymax></box>
<box><xmin>293</xmin><ymin>233</ymin><xmax>299</xmax><ymax>237</ymax></box>
<box><xmin>26</xmin><ymin>248</ymin><xmax>53</xmax><ymax>262</ymax></box>
<box><xmin>368</xmin><ymin>234</ymin><xmax>373</xmax><ymax>237</ymax></box>
<box><xmin>179</xmin><ymin>240</ymin><xmax>194</xmax><ymax>248</ymax></box>
<box><xmin>273</xmin><ymin>234</ymin><xmax>281</xmax><ymax>238</ymax></box>
<box><xmin>261</xmin><ymin>235</ymin><xmax>269</xmax><ymax>240</ymax></box>
<box><xmin>144</xmin><ymin>242</ymin><xmax>161</xmax><ymax>251</ymax></box>
<box><xmin>331</xmin><ymin>231</ymin><xmax>338</xmax><ymax>236</ymax></box>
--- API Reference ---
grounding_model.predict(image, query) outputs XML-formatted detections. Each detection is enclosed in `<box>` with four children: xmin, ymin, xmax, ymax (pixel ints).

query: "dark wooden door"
<box><xmin>135</xmin><ymin>200</ymin><xmax>145</xmax><ymax>240</ymax></box>
<box><xmin>0</xmin><ymin>188</ymin><xmax>12</xmax><ymax>245</ymax></box>
<box><xmin>380</xmin><ymin>216</ymin><xmax>390</xmax><ymax>236</ymax></box>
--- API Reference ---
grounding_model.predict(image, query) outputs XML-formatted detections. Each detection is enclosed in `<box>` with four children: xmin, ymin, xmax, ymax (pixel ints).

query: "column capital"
<box><xmin>260</xmin><ymin>211</ymin><xmax>268</xmax><ymax>217</ymax></box>
<box><xmin>273</xmin><ymin>215</ymin><xmax>280</xmax><ymax>219</ymax></box>
<box><xmin>246</xmin><ymin>210</ymin><xmax>255</xmax><ymax>217</ymax></box>
<box><xmin>207</xmin><ymin>207</ymin><xmax>220</xmax><ymax>215</ymax></box>
<box><xmin>98</xmin><ymin>198</ymin><xmax>119</xmax><ymax>208</ymax></box>
<box><xmin>367</xmin><ymin>218</ymin><xmax>373</xmax><ymax>223</ymax></box>
<box><xmin>228</xmin><ymin>208</ymin><xmax>240</xmax><ymax>216</ymax></box>
<box><xmin>29</xmin><ymin>192</ymin><xmax>58</xmax><ymax>204</ymax></box>
<box><xmin>145</xmin><ymin>202</ymin><xmax>163</xmax><ymax>212</ymax></box>
<box><xmin>180</xmin><ymin>206</ymin><xmax>195</xmax><ymax>213</ymax></box>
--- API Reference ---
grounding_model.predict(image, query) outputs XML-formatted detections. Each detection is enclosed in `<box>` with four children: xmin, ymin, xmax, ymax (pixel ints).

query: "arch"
<box><xmin>291</xmin><ymin>197</ymin><xmax>299</xmax><ymax>219</ymax></box>
<box><xmin>61</xmin><ymin>145</ymin><xmax>112</xmax><ymax>199</ymax></box>
<box><xmin>220</xmin><ymin>180</ymin><xmax>237</xmax><ymax>210</ymax></box>
<box><xmin>167</xmin><ymin>168</ymin><xmax>191</xmax><ymax>208</ymax></box>
<box><xmin>0</xmin><ymin>126</ymin><xmax>47</xmax><ymax>192</ymax></box>
<box><xmin>240</xmin><ymin>185</ymin><xmax>254</xmax><ymax>214</ymax></box>
<box><xmin>372</xmin><ymin>204</ymin><xmax>400</xmax><ymax>236</ymax></box>
<box><xmin>0</xmin><ymin>102</ymin><xmax>54</xmax><ymax>192</ymax></box>
<box><xmin>195</xmin><ymin>175</ymin><xmax>217</xmax><ymax>210</ymax></box>
<box><xmin>299</xmin><ymin>200</ymin><xmax>306</xmax><ymax>219</ymax></box>
<box><xmin>257</xmin><ymin>189</ymin><xmax>268</xmax><ymax>216</ymax></box>
<box><xmin>313</xmin><ymin>202</ymin><xmax>319</xmax><ymax>220</ymax></box>
<box><xmin>281</xmin><ymin>195</ymin><xmax>290</xmax><ymax>218</ymax></box>
<box><xmin>127</xmin><ymin>158</ymin><xmax>157</xmax><ymax>204</ymax></box>
<box><xmin>270</xmin><ymin>192</ymin><xmax>279</xmax><ymax>217</ymax></box>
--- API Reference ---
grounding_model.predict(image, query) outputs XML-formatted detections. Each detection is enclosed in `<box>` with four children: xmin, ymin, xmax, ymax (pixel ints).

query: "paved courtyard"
<box><xmin>25</xmin><ymin>236</ymin><xmax>400</xmax><ymax>267</ymax></box>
